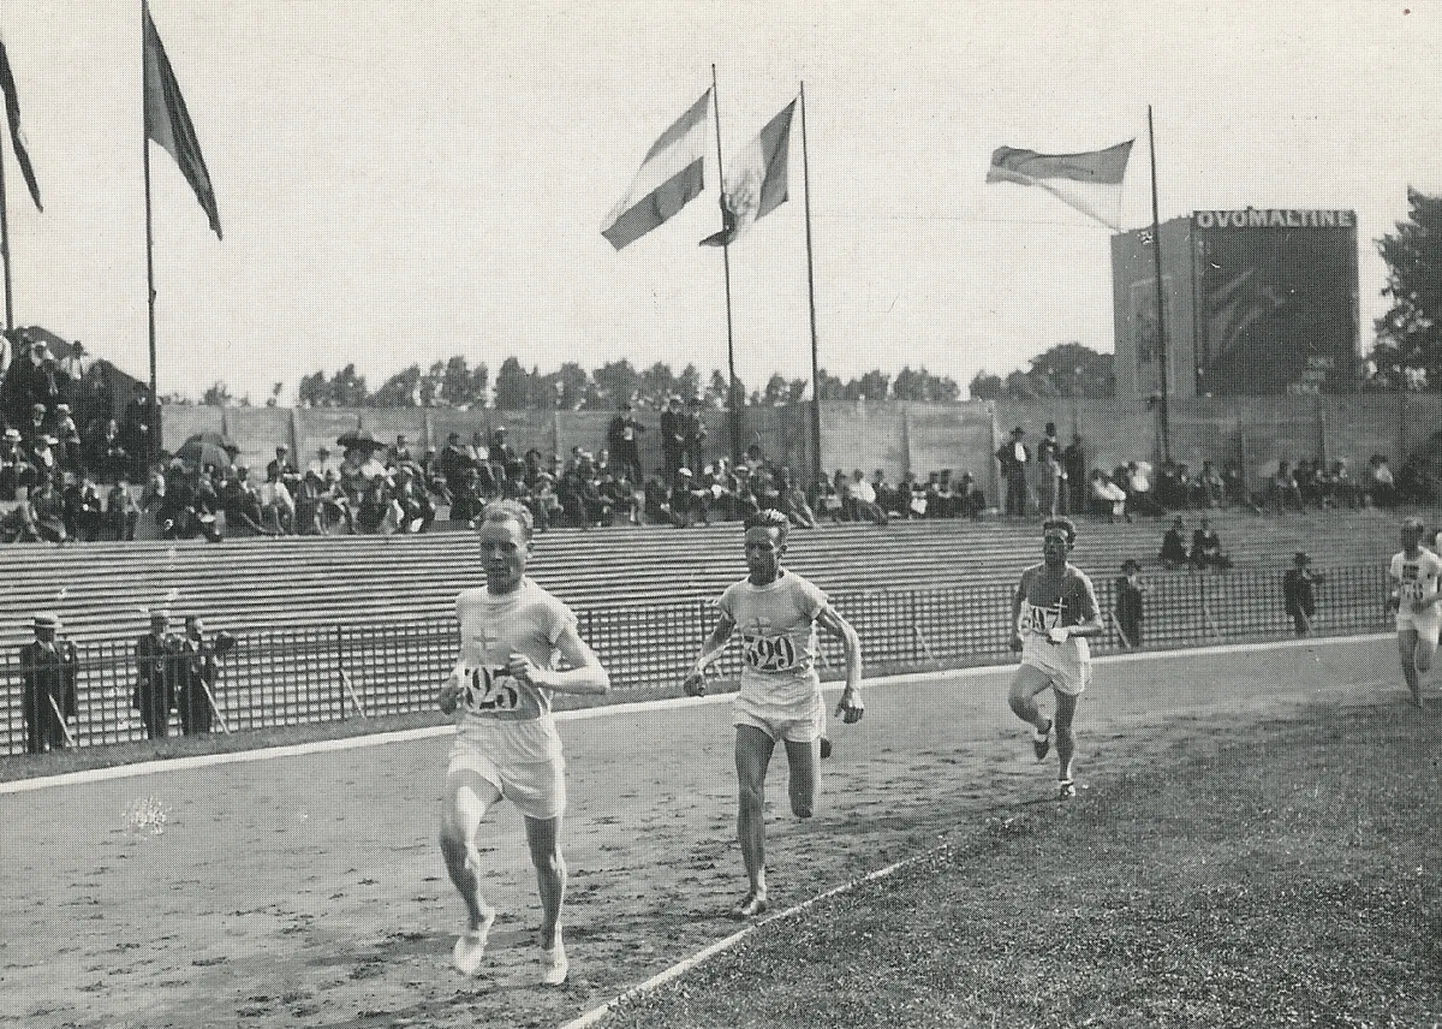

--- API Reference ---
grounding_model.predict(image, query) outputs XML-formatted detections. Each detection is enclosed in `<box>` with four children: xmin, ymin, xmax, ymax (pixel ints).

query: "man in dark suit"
<box><xmin>177</xmin><ymin>616</ymin><xmax>221</xmax><ymax>735</ymax></box>
<box><xmin>1282</xmin><ymin>551</ymin><xmax>1322</xmax><ymax>637</ymax></box>
<box><xmin>133</xmin><ymin>609</ymin><xmax>181</xmax><ymax>739</ymax></box>
<box><xmin>19</xmin><ymin>612</ymin><xmax>78</xmax><ymax>753</ymax></box>
<box><xmin>996</xmin><ymin>426</ymin><xmax>1030</xmax><ymax>516</ymax></box>
<box><xmin>606</xmin><ymin>403</ymin><xmax>645</xmax><ymax>484</ymax></box>
<box><xmin>659</xmin><ymin>396</ymin><xmax>686</xmax><ymax>478</ymax></box>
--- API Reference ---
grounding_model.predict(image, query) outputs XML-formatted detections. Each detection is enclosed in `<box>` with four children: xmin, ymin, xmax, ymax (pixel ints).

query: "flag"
<box><xmin>0</xmin><ymin>39</ymin><xmax>42</xmax><ymax>212</ymax></box>
<box><xmin>986</xmin><ymin>139</ymin><xmax>1134</xmax><ymax>230</ymax></box>
<box><xmin>602</xmin><ymin>90</ymin><xmax>711</xmax><ymax>250</ymax></box>
<box><xmin>700</xmin><ymin>99</ymin><xmax>796</xmax><ymax>247</ymax></box>
<box><xmin>144</xmin><ymin>5</ymin><xmax>221</xmax><ymax>239</ymax></box>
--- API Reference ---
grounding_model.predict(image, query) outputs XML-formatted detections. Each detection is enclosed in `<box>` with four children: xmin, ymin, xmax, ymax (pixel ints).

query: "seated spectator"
<box><xmin>21</xmin><ymin>402</ymin><xmax>49</xmax><ymax>453</ymax></box>
<box><xmin>1197</xmin><ymin>460</ymin><xmax>1224</xmax><ymax>509</ymax></box>
<box><xmin>808</xmin><ymin>473</ymin><xmax>844</xmax><ymax>524</ymax></box>
<box><xmin>28</xmin><ymin>434</ymin><xmax>60</xmax><ymax>487</ymax></box>
<box><xmin>1089</xmin><ymin>470</ymin><xmax>1128</xmax><ymax>522</ymax></box>
<box><xmin>259</xmin><ymin>465</ymin><xmax>296</xmax><ymax>534</ymax></box>
<box><xmin>63</xmin><ymin>474</ymin><xmax>105</xmax><ymax>541</ymax></box>
<box><xmin>52</xmin><ymin>404</ymin><xmax>83</xmax><ymax>475</ymax></box>
<box><xmin>0</xmin><ymin>427</ymin><xmax>35</xmax><ymax>500</ymax></box>
<box><xmin>106</xmin><ymin>478</ymin><xmax>140</xmax><ymax>541</ymax></box>
<box><xmin>291</xmin><ymin>470</ymin><xmax>327</xmax><ymax>535</ymax></box>
<box><xmin>956</xmin><ymin>472</ymin><xmax>986</xmax><ymax>518</ymax></box>
<box><xmin>1271</xmin><ymin>460</ymin><xmax>1304</xmax><ymax>513</ymax></box>
<box><xmin>1329</xmin><ymin>459</ymin><xmax>1357</xmax><ymax>508</ymax></box>
<box><xmin>1159</xmin><ymin>516</ymin><xmax>1189</xmax><ymax>568</ymax></box>
<box><xmin>0</xmin><ymin>500</ymin><xmax>39</xmax><ymax>542</ymax></box>
<box><xmin>1126</xmin><ymin>460</ymin><xmax>1165</xmax><ymax>517</ymax></box>
<box><xmin>28</xmin><ymin>478</ymin><xmax>68</xmax><ymax>543</ymax></box>
<box><xmin>388</xmin><ymin>434</ymin><xmax>413</xmax><ymax>468</ymax></box>
<box><xmin>355</xmin><ymin>478</ymin><xmax>398</xmax><ymax>534</ymax></box>
<box><xmin>871</xmin><ymin>469</ymin><xmax>902</xmax><ymax>518</ymax></box>
<box><xmin>220</xmin><ymin>466</ymin><xmax>267</xmax><ymax>535</ymax></box>
<box><xmin>1295</xmin><ymin>458</ymin><xmax>1323</xmax><ymax>507</ymax></box>
<box><xmin>1189</xmin><ymin>516</ymin><xmax>1232</xmax><ymax>571</ymax></box>
<box><xmin>391</xmin><ymin>466</ymin><xmax>436</xmax><ymax>533</ymax></box>
<box><xmin>699</xmin><ymin>463</ymin><xmax>737</xmax><ymax>522</ymax></box>
<box><xmin>89</xmin><ymin>419</ymin><xmax>130</xmax><ymax>483</ymax></box>
<box><xmin>1366</xmin><ymin>454</ymin><xmax>1395</xmax><ymax>507</ymax></box>
<box><xmin>731</xmin><ymin>467</ymin><xmax>761</xmax><ymax>522</ymax></box>
<box><xmin>448</xmin><ymin>467</ymin><xmax>487</xmax><ymax>525</ymax></box>
<box><xmin>601</xmin><ymin>471</ymin><xmax>639</xmax><ymax>526</ymax></box>
<box><xmin>848</xmin><ymin>469</ymin><xmax>888</xmax><ymax>525</ymax></box>
<box><xmin>267</xmin><ymin>445</ymin><xmax>301</xmax><ymax>499</ymax></box>
<box><xmin>1221</xmin><ymin>460</ymin><xmax>1246</xmax><ymax>507</ymax></box>
<box><xmin>902</xmin><ymin>473</ymin><xmax>928</xmax><ymax>518</ymax></box>
<box><xmin>643</xmin><ymin>468</ymin><xmax>683</xmax><ymax>527</ymax></box>
<box><xmin>667</xmin><ymin>468</ymin><xmax>708</xmax><ymax>527</ymax></box>
<box><xmin>776</xmin><ymin>467</ymin><xmax>817</xmax><ymax>529</ymax></box>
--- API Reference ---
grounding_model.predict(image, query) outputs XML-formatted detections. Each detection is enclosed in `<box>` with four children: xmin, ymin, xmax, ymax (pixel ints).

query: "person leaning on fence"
<box><xmin>1282</xmin><ymin>551</ymin><xmax>1322</xmax><ymax>637</ymax></box>
<box><xmin>176</xmin><ymin>616</ymin><xmax>232</xmax><ymax>735</ymax></box>
<box><xmin>133</xmin><ymin>609</ymin><xmax>182</xmax><ymax>739</ymax></box>
<box><xmin>19</xmin><ymin>612</ymin><xmax>78</xmax><ymax>753</ymax></box>
<box><xmin>1114</xmin><ymin>559</ymin><xmax>1146</xmax><ymax>649</ymax></box>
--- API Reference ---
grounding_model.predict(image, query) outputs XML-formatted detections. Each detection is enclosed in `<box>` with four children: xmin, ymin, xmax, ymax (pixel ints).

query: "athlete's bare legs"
<box><xmin>1398</xmin><ymin>629</ymin><xmax>1425</xmax><ymax>708</ymax></box>
<box><xmin>439</xmin><ymin>770</ymin><xmax>502</xmax><ymax>973</ymax></box>
<box><xmin>523</xmin><ymin>815</ymin><xmax>569</xmax><ymax>984</ymax></box>
<box><xmin>1009</xmin><ymin>664</ymin><xmax>1055</xmax><ymax>737</ymax></box>
<box><xmin>783</xmin><ymin>738</ymin><xmax>820</xmax><ymax>819</ymax></box>
<box><xmin>1054</xmin><ymin>690</ymin><xmax>1079</xmax><ymax>785</ymax></box>
<box><xmin>734</xmin><ymin>725</ymin><xmax>776</xmax><ymax>915</ymax></box>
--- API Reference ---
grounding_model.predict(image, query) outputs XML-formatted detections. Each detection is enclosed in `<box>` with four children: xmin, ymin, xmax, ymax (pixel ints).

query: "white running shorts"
<box><xmin>446</xmin><ymin>739</ymin><xmax>567</xmax><ymax>821</ymax></box>
<box><xmin>733</xmin><ymin>689</ymin><xmax>827</xmax><ymax>744</ymax></box>
<box><xmin>1020</xmin><ymin>637</ymin><xmax>1091</xmax><ymax>697</ymax></box>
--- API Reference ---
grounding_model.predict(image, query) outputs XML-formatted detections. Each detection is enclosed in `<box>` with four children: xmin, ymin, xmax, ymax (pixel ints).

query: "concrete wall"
<box><xmin>160</xmin><ymin>394</ymin><xmax>1442</xmax><ymax>503</ymax></box>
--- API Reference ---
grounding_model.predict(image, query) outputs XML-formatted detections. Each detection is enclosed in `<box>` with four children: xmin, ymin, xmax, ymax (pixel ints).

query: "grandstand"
<box><xmin>0</xmin><ymin>506</ymin><xmax>1429</xmax><ymax>652</ymax></box>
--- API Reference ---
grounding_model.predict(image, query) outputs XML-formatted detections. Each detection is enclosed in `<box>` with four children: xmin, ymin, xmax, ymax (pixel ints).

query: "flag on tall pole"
<box><xmin>602</xmin><ymin>90</ymin><xmax>711</xmax><ymax>250</ymax></box>
<box><xmin>986</xmin><ymin>139</ymin><xmax>1133</xmax><ymax>230</ymax></box>
<box><xmin>143</xmin><ymin>4</ymin><xmax>221</xmax><ymax>239</ymax></box>
<box><xmin>700</xmin><ymin>98</ymin><xmax>796</xmax><ymax>247</ymax></box>
<box><xmin>0</xmin><ymin>40</ymin><xmax>42</xmax><ymax>212</ymax></box>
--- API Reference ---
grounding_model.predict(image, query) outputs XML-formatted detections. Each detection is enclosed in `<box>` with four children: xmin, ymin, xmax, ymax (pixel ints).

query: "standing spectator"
<box><xmin>19</xmin><ymin>612</ymin><xmax>78</xmax><ymax>753</ymax></box>
<box><xmin>90</xmin><ymin>419</ymin><xmax>130</xmax><ymax>483</ymax></box>
<box><xmin>29</xmin><ymin>434</ymin><xmax>60</xmax><ymax>487</ymax></box>
<box><xmin>1198</xmin><ymin>460</ymin><xmax>1224</xmax><ymax>508</ymax></box>
<box><xmin>64</xmin><ymin>475</ymin><xmax>105</xmax><ymax>541</ymax></box>
<box><xmin>53</xmin><ymin>404</ymin><xmax>83</xmax><ymax>475</ymax></box>
<box><xmin>1221</xmin><ymin>460</ymin><xmax>1247</xmax><ymax>507</ymax></box>
<box><xmin>133</xmin><ymin>610</ymin><xmax>180</xmax><ymax>739</ymax></box>
<box><xmin>1114</xmin><ymin>559</ymin><xmax>1146</xmax><ymax>649</ymax></box>
<box><xmin>606</xmin><ymin>402</ymin><xmax>645</xmax><ymax>484</ymax></box>
<box><xmin>0</xmin><ymin>427</ymin><xmax>34</xmax><ymax>499</ymax></box>
<box><xmin>177</xmin><ymin>616</ymin><xmax>221</xmax><ymax>735</ymax></box>
<box><xmin>438</xmin><ymin>432</ymin><xmax>474</xmax><ymax>495</ymax></box>
<box><xmin>106</xmin><ymin>477</ymin><xmax>141</xmax><ymax>541</ymax></box>
<box><xmin>1282</xmin><ymin>551</ymin><xmax>1322</xmax><ymax>637</ymax></box>
<box><xmin>489</xmin><ymin>426</ymin><xmax>516</xmax><ymax>468</ymax></box>
<box><xmin>28</xmin><ymin>477</ymin><xmax>67</xmax><ymax>542</ymax></box>
<box><xmin>1271</xmin><ymin>460</ymin><xmax>1304</xmax><ymax>513</ymax></box>
<box><xmin>388</xmin><ymin>434</ymin><xmax>413</xmax><ymax>468</ymax></box>
<box><xmin>682</xmin><ymin>397</ymin><xmax>708</xmax><ymax>474</ymax></box>
<box><xmin>1367</xmin><ymin>455</ymin><xmax>1396</xmax><ymax>508</ymax></box>
<box><xmin>1063</xmin><ymin>433</ymin><xmax>1087</xmax><ymax>515</ymax></box>
<box><xmin>659</xmin><ymin>396</ymin><xmax>686</xmax><ymax>478</ymax></box>
<box><xmin>1038</xmin><ymin>422</ymin><xmax>1064</xmax><ymax>515</ymax></box>
<box><xmin>849</xmin><ymin>469</ymin><xmax>889</xmax><ymax>525</ymax></box>
<box><xmin>996</xmin><ymin>426</ymin><xmax>1029</xmax><ymax>516</ymax></box>
<box><xmin>121</xmin><ymin>385</ymin><xmax>156</xmax><ymax>474</ymax></box>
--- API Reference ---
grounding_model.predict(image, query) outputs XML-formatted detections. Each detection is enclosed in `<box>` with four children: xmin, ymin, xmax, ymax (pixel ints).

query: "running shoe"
<box><xmin>540</xmin><ymin>937</ymin><xmax>568</xmax><ymax>986</ymax></box>
<box><xmin>731</xmin><ymin>894</ymin><xmax>769</xmax><ymax>920</ymax></box>
<box><xmin>1032</xmin><ymin>720</ymin><xmax>1053</xmax><ymax>761</ymax></box>
<box><xmin>452</xmin><ymin>909</ymin><xmax>496</xmax><ymax>976</ymax></box>
<box><xmin>1058</xmin><ymin>779</ymin><xmax>1076</xmax><ymax>800</ymax></box>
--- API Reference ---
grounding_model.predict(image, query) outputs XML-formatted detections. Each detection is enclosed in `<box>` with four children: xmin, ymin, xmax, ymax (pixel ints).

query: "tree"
<box><xmin>493</xmin><ymin>356</ymin><xmax>530</xmax><ymax>410</ymax></box>
<box><xmin>704</xmin><ymin>369</ymin><xmax>731</xmax><ymax>408</ymax></box>
<box><xmin>371</xmin><ymin>364</ymin><xmax>421</xmax><ymax>407</ymax></box>
<box><xmin>637</xmin><ymin>361</ymin><xmax>678</xmax><ymax>408</ymax></box>
<box><xmin>893</xmin><ymin>365</ymin><xmax>960</xmax><ymax>402</ymax></box>
<box><xmin>440</xmin><ymin>355</ymin><xmax>487</xmax><ymax>408</ymax></box>
<box><xmin>761</xmin><ymin>373</ymin><xmax>792</xmax><ymax>405</ymax></box>
<box><xmin>330</xmin><ymin>364</ymin><xmax>369</xmax><ymax>407</ymax></box>
<box><xmin>297</xmin><ymin>370</ymin><xmax>329</xmax><ymax>407</ymax></box>
<box><xmin>847</xmin><ymin>370</ymin><xmax>890</xmax><ymax>401</ymax></box>
<box><xmin>967</xmin><ymin>344</ymin><xmax>1113</xmax><ymax>400</ymax></box>
<box><xmin>816</xmin><ymin>368</ymin><xmax>847</xmax><ymax>400</ymax></box>
<box><xmin>968</xmin><ymin>371</ymin><xmax>1003</xmax><ymax>400</ymax></box>
<box><xmin>1369</xmin><ymin>188</ymin><xmax>1442</xmax><ymax>390</ymax></box>
<box><xmin>590</xmin><ymin>359</ymin><xmax>641</xmax><ymax>410</ymax></box>
<box><xmin>201</xmin><ymin>381</ymin><xmax>234</xmax><ymax>406</ymax></box>
<box><xmin>676</xmin><ymin>363</ymin><xmax>703</xmax><ymax>402</ymax></box>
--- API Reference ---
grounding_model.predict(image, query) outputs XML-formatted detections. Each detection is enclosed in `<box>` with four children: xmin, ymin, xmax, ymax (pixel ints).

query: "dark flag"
<box><xmin>143</xmin><ymin>4</ymin><xmax>221</xmax><ymax>239</ymax></box>
<box><xmin>0</xmin><ymin>39</ymin><xmax>43</xmax><ymax>212</ymax></box>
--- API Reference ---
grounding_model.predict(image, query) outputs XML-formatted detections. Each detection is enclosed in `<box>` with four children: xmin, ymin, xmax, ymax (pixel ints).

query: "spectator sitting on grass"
<box><xmin>1159</xmin><ymin>516</ymin><xmax>1189</xmax><ymax>569</ymax></box>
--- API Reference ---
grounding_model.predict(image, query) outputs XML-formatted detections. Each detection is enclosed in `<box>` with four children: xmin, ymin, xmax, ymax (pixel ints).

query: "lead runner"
<box><xmin>436</xmin><ymin>500</ymin><xmax>610</xmax><ymax>985</ymax></box>
<box><xmin>1007</xmin><ymin>517</ymin><xmax>1103</xmax><ymax>799</ymax></box>
<box><xmin>683</xmin><ymin>509</ymin><xmax>865</xmax><ymax>919</ymax></box>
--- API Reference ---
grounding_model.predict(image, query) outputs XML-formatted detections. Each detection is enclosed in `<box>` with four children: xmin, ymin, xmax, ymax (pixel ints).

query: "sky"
<box><xmin>0</xmin><ymin>1</ymin><xmax>1437</xmax><ymax>404</ymax></box>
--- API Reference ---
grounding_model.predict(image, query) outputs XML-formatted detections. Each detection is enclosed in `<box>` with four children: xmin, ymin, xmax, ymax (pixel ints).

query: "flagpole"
<box><xmin>799</xmin><ymin>83</ymin><xmax>823</xmax><ymax>487</ymax></box>
<box><xmin>0</xmin><ymin>91</ymin><xmax>12</xmax><ymax>332</ymax></box>
<box><xmin>1147</xmin><ymin>104</ymin><xmax>1171</xmax><ymax>462</ymax></box>
<box><xmin>144</xmin><ymin>1</ymin><xmax>159</xmax><ymax>465</ymax></box>
<box><xmin>711</xmin><ymin>64</ymin><xmax>742</xmax><ymax>465</ymax></box>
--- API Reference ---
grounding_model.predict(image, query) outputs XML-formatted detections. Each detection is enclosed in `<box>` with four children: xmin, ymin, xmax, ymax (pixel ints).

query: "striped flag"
<box><xmin>700</xmin><ymin>99</ymin><xmax>796</xmax><ymax>247</ymax></box>
<box><xmin>602</xmin><ymin>90</ymin><xmax>711</xmax><ymax>251</ymax></box>
<box><xmin>0</xmin><ymin>39</ymin><xmax>43</xmax><ymax>212</ymax></box>
<box><xmin>986</xmin><ymin>140</ymin><xmax>1134</xmax><ymax>230</ymax></box>
<box><xmin>144</xmin><ymin>4</ymin><xmax>222</xmax><ymax>240</ymax></box>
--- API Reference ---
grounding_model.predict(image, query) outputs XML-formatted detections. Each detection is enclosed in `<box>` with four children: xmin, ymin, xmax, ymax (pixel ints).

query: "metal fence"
<box><xmin>0</xmin><ymin>563</ymin><xmax>1392</xmax><ymax>756</ymax></box>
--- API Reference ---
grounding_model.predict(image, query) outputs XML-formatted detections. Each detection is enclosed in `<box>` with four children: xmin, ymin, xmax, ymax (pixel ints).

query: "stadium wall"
<box><xmin>160</xmin><ymin>394</ymin><xmax>1442</xmax><ymax>498</ymax></box>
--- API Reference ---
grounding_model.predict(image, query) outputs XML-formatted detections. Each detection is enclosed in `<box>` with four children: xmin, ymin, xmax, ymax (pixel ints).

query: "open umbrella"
<box><xmin>337</xmin><ymin>428</ymin><xmax>387</xmax><ymax>453</ymax></box>
<box><xmin>175</xmin><ymin>431</ymin><xmax>239</xmax><ymax>469</ymax></box>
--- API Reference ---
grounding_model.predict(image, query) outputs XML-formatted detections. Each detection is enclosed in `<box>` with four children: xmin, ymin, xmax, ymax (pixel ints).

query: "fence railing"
<box><xmin>0</xmin><ymin>563</ymin><xmax>1392</xmax><ymax>756</ymax></box>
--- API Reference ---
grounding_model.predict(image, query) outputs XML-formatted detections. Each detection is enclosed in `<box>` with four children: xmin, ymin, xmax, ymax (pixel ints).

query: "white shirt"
<box><xmin>1390</xmin><ymin>549</ymin><xmax>1442</xmax><ymax>606</ymax></box>
<box><xmin>718</xmin><ymin>572</ymin><xmax>828</xmax><ymax>709</ymax></box>
<box><xmin>851</xmin><ymin>479</ymin><xmax>877</xmax><ymax>504</ymax></box>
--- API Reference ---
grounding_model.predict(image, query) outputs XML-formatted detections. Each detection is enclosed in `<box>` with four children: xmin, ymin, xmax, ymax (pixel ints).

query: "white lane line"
<box><xmin>0</xmin><ymin>631</ymin><xmax>1390</xmax><ymax>796</ymax></box>
<box><xmin>556</xmin><ymin>852</ymin><xmax>926</xmax><ymax>1029</ymax></box>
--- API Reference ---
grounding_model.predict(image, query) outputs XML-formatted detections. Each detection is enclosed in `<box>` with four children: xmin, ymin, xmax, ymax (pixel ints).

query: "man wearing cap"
<box><xmin>1114</xmin><ymin>559</ymin><xmax>1146</xmax><ymax>649</ymax></box>
<box><xmin>133</xmin><ymin>610</ymin><xmax>182</xmax><ymax>739</ymax></box>
<box><xmin>659</xmin><ymin>397</ymin><xmax>686</xmax><ymax>479</ymax></box>
<box><xmin>996</xmin><ymin>426</ymin><xmax>1030</xmax><ymax>517</ymax></box>
<box><xmin>19</xmin><ymin>613</ymin><xmax>79</xmax><ymax>753</ymax></box>
<box><xmin>1283</xmin><ymin>551</ymin><xmax>1322</xmax><ymax>638</ymax></box>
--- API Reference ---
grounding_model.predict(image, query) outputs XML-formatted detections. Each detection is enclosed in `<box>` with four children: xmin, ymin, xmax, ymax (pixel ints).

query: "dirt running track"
<box><xmin>0</xmin><ymin>636</ymin><xmax>1421</xmax><ymax>1029</ymax></box>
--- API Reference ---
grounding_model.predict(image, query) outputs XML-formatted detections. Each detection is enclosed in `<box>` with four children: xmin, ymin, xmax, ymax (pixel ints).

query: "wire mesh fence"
<box><xmin>0</xmin><ymin>563</ymin><xmax>1393</xmax><ymax>756</ymax></box>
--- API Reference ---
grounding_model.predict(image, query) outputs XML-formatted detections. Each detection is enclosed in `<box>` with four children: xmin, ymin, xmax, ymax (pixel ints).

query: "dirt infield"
<box><xmin>0</xmin><ymin>637</ymin><xmax>1421</xmax><ymax>1029</ymax></box>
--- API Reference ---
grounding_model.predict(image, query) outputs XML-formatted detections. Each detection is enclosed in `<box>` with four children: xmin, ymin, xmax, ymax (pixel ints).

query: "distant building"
<box><xmin>1111</xmin><ymin>209</ymin><xmax>1360</xmax><ymax>399</ymax></box>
